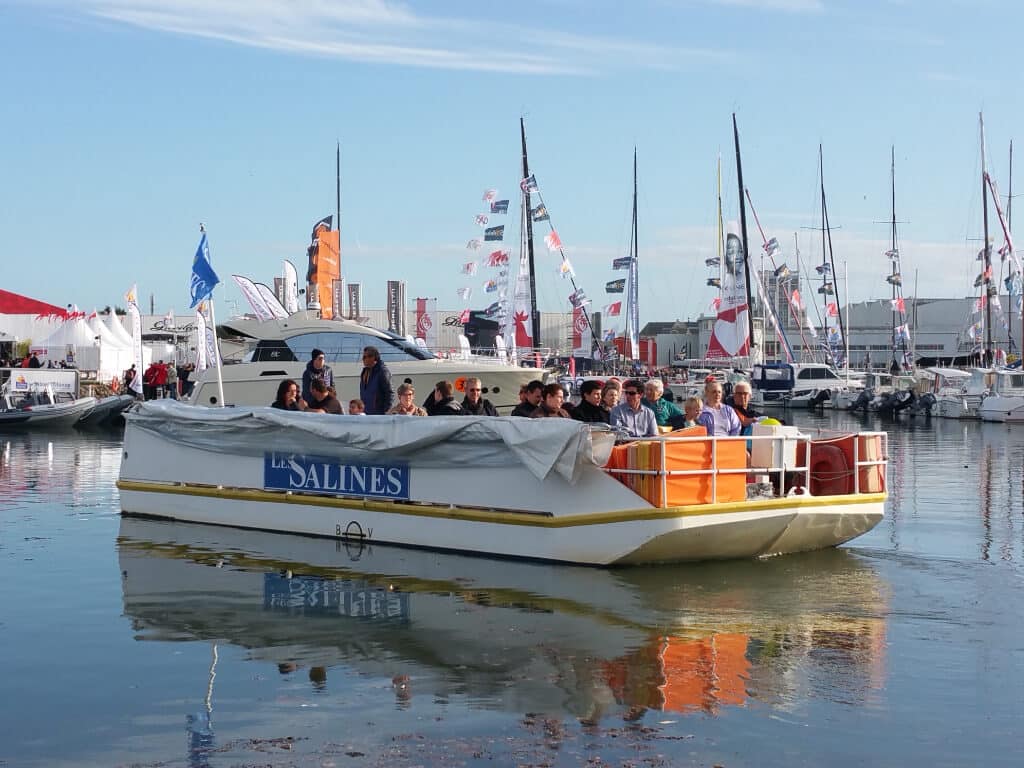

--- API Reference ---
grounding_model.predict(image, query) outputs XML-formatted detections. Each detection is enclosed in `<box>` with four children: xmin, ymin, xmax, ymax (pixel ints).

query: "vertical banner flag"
<box><xmin>256</xmin><ymin>283</ymin><xmax>289</xmax><ymax>320</ymax></box>
<box><xmin>572</xmin><ymin>305</ymin><xmax>592</xmax><ymax>357</ymax></box>
<box><xmin>628</xmin><ymin>246</ymin><xmax>639</xmax><ymax>361</ymax></box>
<box><xmin>386</xmin><ymin>280</ymin><xmax>406</xmax><ymax>336</ymax></box>
<box><xmin>283</xmin><ymin>260</ymin><xmax>299</xmax><ymax>314</ymax></box>
<box><xmin>512</xmin><ymin>247</ymin><xmax>534</xmax><ymax>351</ymax></box>
<box><xmin>231</xmin><ymin>275</ymin><xmax>275</xmax><ymax>321</ymax></box>
<box><xmin>705</xmin><ymin>229</ymin><xmax>750</xmax><ymax>359</ymax></box>
<box><xmin>347</xmin><ymin>282</ymin><xmax>361</xmax><ymax>320</ymax></box>
<box><xmin>124</xmin><ymin>283</ymin><xmax>143</xmax><ymax>393</ymax></box>
<box><xmin>316</xmin><ymin>225</ymin><xmax>341</xmax><ymax>319</ymax></box>
<box><xmin>194</xmin><ymin>306</ymin><xmax>208</xmax><ymax>372</ymax></box>
<box><xmin>415</xmin><ymin>298</ymin><xmax>438</xmax><ymax>350</ymax></box>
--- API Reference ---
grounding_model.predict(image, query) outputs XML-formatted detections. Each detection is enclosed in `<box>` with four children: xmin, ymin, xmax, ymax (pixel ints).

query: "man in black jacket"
<box><xmin>511</xmin><ymin>379</ymin><xmax>544</xmax><ymax>417</ymax></box>
<box><xmin>426</xmin><ymin>380</ymin><xmax>462</xmax><ymax>415</ymax></box>
<box><xmin>459</xmin><ymin>377</ymin><xmax>498</xmax><ymax>416</ymax></box>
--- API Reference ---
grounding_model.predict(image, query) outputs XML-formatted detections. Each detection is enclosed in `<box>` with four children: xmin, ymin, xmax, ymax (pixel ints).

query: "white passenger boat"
<box><xmin>931</xmin><ymin>367</ymin><xmax>992</xmax><ymax>419</ymax></box>
<box><xmin>117</xmin><ymin>400</ymin><xmax>887</xmax><ymax>565</ymax></box>
<box><xmin>188</xmin><ymin>312</ymin><xmax>547</xmax><ymax>413</ymax></box>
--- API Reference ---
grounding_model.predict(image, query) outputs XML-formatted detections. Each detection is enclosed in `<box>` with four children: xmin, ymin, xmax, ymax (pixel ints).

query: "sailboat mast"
<box><xmin>717</xmin><ymin>155</ymin><xmax>724</xmax><ymax>287</ymax></box>
<box><xmin>520</xmin><ymin>117</ymin><xmax>540</xmax><ymax>348</ymax></box>
<box><xmin>336</xmin><ymin>142</ymin><xmax>341</xmax><ymax>242</ymax></box>
<box><xmin>890</xmin><ymin>146</ymin><xmax>898</xmax><ymax>366</ymax></box>
<box><xmin>732</xmin><ymin>114</ymin><xmax>755</xmax><ymax>357</ymax></box>
<box><xmin>981</xmin><ymin>113</ymin><xmax>993</xmax><ymax>365</ymax></box>
<box><xmin>819</xmin><ymin>145</ymin><xmax>829</xmax><ymax>359</ymax></box>
<box><xmin>630</xmin><ymin>147</ymin><xmax>639</xmax><ymax>361</ymax></box>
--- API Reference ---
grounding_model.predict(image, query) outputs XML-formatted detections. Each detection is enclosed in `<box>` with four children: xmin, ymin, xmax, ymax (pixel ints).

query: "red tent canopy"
<box><xmin>0</xmin><ymin>289</ymin><xmax>68</xmax><ymax>316</ymax></box>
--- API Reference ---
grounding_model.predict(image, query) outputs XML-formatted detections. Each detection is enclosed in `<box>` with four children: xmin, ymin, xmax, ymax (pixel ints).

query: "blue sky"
<box><xmin>2</xmin><ymin>0</ymin><xmax>1022</xmax><ymax>328</ymax></box>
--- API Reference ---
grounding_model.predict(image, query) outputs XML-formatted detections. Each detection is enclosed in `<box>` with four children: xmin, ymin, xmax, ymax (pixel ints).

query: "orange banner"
<box><xmin>315</xmin><ymin>229</ymin><xmax>341</xmax><ymax>319</ymax></box>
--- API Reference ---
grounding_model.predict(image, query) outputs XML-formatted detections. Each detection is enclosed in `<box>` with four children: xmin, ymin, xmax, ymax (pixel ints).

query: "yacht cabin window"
<box><xmin>285</xmin><ymin>332</ymin><xmax>433</xmax><ymax>363</ymax></box>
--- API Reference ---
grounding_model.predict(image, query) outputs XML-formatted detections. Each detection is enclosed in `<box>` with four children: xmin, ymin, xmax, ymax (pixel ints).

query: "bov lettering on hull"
<box><xmin>264</xmin><ymin>453</ymin><xmax>409</xmax><ymax>500</ymax></box>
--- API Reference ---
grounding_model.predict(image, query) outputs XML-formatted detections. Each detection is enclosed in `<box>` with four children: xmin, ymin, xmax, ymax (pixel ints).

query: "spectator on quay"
<box><xmin>531</xmin><ymin>382</ymin><xmax>571</xmax><ymax>418</ymax></box>
<box><xmin>306</xmin><ymin>379</ymin><xmax>343</xmax><ymax>414</ymax></box>
<box><xmin>387</xmin><ymin>383</ymin><xmax>427</xmax><ymax>416</ymax></box>
<box><xmin>641</xmin><ymin>379</ymin><xmax>686</xmax><ymax>430</ymax></box>
<box><xmin>177</xmin><ymin>362</ymin><xmax>193</xmax><ymax>398</ymax></box>
<box><xmin>572</xmin><ymin>379</ymin><xmax>609</xmax><ymax>424</ymax></box>
<box><xmin>426</xmin><ymin>380</ymin><xmax>462</xmax><ymax>415</ymax></box>
<box><xmin>697</xmin><ymin>380</ymin><xmax>741</xmax><ymax>436</ymax></box>
<box><xmin>459</xmin><ymin>377</ymin><xmax>498</xmax><ymax>416</ymax></box>
<box><xmin>166</xmin><ymin>361</ymin><xmax>178</xmax><ymax>399</ymax></box>
<box><xmin>142</xmin><ymin>360</ymin><xmax>160</xmax><ymax>400</ymax></box>
<box><xmin>301</xmin><ymin>348</ymin><xmax>334</xmax><ymax>404</ymax></box>
<box><xmin>511</xmin><ymin>379</ymin><xmax>544</xmax><ymax>417</ymax></box>
<box><xmin>123</xmin><ymin>364</ymin><xmax>138</xmax><ymax>395</ymax></box>
<box><xmin>348</xmin><ymin>398</ymin><xmax>366</xmax><ymax>415</ymax></box>
<box><xmin>358</xmin><ymin>346</ymin><xmax>394</xmax><ymax>415</ymax></box>
<box><xmin>28</xmin><ymin>351</ymin><xmax>42</xmax><ymax>369</ymax></box>
<box><xmin>271</xmin><ymin>379</ymin><xmax>306</xmax><ymax>411</ymax></box>
<box><xmin>609</xmin><ymin>379</ymin><xmax>658</xmax><ymax>439</ymax></box>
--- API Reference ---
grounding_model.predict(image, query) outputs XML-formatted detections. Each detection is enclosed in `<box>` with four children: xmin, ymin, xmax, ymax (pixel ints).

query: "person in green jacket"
<box><xmin>641</xmin><ymin>379</ymin><xmax>686</xmax><ymax>430</ymax></box>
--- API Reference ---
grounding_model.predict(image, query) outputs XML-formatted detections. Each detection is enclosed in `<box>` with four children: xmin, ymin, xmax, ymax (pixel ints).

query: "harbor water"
<box><xmin>2</xmin><ymin>410</ymin><xmax>1023</xmax><ymax>767</ymax></box>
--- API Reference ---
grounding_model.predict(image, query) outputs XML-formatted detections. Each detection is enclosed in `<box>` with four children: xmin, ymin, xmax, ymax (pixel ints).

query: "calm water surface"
<box><xmin>2</xmin><ymin>412</ymin><xmax>1023</xmax><ymax>767</ymax></box>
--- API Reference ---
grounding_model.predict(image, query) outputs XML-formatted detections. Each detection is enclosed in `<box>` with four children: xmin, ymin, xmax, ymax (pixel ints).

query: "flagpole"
<box><xmin>198</xmin><ymin>225</ymin><xmax>226</xmax><ymax>407</ymax></box>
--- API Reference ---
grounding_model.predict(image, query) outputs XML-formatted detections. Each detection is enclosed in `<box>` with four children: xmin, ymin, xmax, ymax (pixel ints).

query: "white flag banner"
<box><xmin>255</xmin><ymin>282</ymin><xmax>289</xmax><ymax>319</ymax></box>
<box><xmin>232</xmin><ymin>274</ymin><xmax>275</xmax><ymax>322</ymax></box>
<box><xmin>195</xmin><ymin>309</ymin><xmax>208</xmax><ymax>372</ymax></box>
<box><xmin>283</xmin><ymin>260</ymin><xmax>300</xmax><ymax>314</ymax></box>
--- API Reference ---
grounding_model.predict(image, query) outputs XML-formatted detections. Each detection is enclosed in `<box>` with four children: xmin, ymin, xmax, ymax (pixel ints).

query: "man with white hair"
<box><xmin>727</xmin><ymin>379</ymin><xmax>762</xmax><ymax>432</ymax></box>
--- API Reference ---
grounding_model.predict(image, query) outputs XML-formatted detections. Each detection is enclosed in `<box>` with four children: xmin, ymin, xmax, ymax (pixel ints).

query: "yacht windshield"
<box><xmin>284</xmin><ymin>331</ymin><xmax>434</xmax><ymax>363</ymax></box>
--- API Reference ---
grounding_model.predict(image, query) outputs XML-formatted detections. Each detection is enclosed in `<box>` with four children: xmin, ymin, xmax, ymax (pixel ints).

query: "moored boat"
<box><xmin>117</xmin><ymin>400</ymin><xmax>887</xmax><ymax>566</ymax></box>
<box><xmin>0</xmin><ymin>383</ymin><xmax>97</xmax><ymax>429</ymax></box>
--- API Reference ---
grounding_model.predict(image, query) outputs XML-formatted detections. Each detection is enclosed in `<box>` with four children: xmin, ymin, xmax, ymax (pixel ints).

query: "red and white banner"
<box><xmin>415</xmin><ymin>297</ymin><xmax>437</xmax><ymax>350</ymax></box>
<box><xmin>706</xmin><ymin>230</ymin><xmax>750</xmax><ymax>359</ymax></box>
<box><xmin>571</xmin><ymin>305</ymin><xmax>591</xmax><ymax>357</ymax></box>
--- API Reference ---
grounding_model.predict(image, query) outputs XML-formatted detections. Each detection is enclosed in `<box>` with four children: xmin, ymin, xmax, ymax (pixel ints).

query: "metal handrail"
<box><xmin>603</xmin><ymin>430</ymin><xmax>888</xmax><ymax>508</ymax></box>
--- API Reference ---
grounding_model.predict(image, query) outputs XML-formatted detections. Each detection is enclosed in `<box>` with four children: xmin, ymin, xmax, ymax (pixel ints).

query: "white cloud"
<box><xmin>51</xmin><ymin>0</ymin><xmax>722</xmax><ymax>74</ymax></box>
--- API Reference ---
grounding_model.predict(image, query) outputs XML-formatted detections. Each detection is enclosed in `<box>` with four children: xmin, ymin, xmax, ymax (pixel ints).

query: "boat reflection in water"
<box><xmin>118</xmin><ymin>518</ymin><xmax>890</xmax><ymax>723</ymax></box>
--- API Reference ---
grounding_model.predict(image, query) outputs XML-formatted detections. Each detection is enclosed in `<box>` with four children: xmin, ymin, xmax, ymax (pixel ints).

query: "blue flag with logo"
<box><xmin>190</xmin><ymin>233</ymin><xmax>221</xmax><ymax>309</ymax></box>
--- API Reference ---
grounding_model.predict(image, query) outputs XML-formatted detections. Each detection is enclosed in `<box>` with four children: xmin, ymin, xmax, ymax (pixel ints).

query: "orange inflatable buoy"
<box><xmin>110</xmin><ymin>377</ymin><xmax>120</xmax><ymax>393</ymax></box>
<box><xmin>454</xmin><ymin>376</ymin><xmax>467</xmax><ymax>393</ymax></box>
<box><xmin>808</xmin><ymin>443</ymin><xmax>851</xmax><ymax>496</ymax></box>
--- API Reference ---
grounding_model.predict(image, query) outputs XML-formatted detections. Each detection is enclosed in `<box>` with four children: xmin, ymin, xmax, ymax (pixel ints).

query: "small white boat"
<box><xmin>930</xmin><ymin>367</ymin><xmax>991</xmax><ymax>419</ymax></box>
<box><xmin>0</xmin><ymin>384</ymin><xmax>97</xmax><ymax>429</ymax></box>
<box><xmin>750</xmin><ymin>362</ymin><xmax>860</xmax><ymax>409</ymax></box>
<box><xmin>977</xmin><ymin>369</ymin><xmax>1024</xmax><ymax>422</ymax></box>
<box><xmin>117</xmin><ymin>400</ymin><xmax>887</xmax><ymax>566</ymax></box>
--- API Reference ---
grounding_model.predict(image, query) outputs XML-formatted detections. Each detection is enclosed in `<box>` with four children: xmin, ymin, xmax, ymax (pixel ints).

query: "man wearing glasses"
<box><xmin>609</xmin><ymin>379</ymin><xmax>658</xmax><ymax>439</ymax></box>
<box><xmin>459</xmin><ymin>377</ymin><xmax>498</xmax><ymax>416</ymax></box>
<box><xmin>358</xmin><ymin>346</ymin><xmax>395</xmax><ymax>415</ymax></box>
<box><xmin>727</xmin><ymin>380</ymin><xmax>762</xmax><ymax>434</ymax></box>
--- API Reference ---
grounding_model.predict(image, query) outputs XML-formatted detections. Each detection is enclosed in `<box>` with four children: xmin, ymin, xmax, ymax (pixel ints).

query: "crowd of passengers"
<box><xmin>270</xmin><ymin>346</ymin><xmax>761</xmax><ymax>440</ymax></box>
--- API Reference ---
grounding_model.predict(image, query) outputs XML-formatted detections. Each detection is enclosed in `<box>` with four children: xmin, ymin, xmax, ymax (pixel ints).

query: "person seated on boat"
<box><xmin>306</xmin><ymin>379</ymin><xmax>343</xmax><ymax>414</ymax></box>
<box><xmin>426</xmin><ymin>380</ymin><xmax>463</xmax><ymax>415</ymax></box>
<box><xmin>572</xmin><ymin>379</ymin><xmax>609</xmax><ymax>424</ymax></box>
<box><xmin>683</xmin><ymin>396</ymin><xmax>705</xmax><ymax>431</ymax></box>
<box><xmin>697</xmin><ymin>380</ymin><xmax>741</xmax><ymax>437</ymax></box>
<box><xmin>511</xmin><ymin>379</ymin><xmax>544</xmax><ymax>417</ymax></box>
<box><xmin>727</xmin><ymin>380</ymin><xmax>762</xmax><ymax>435</ymax></box>
<box><xmin>459</xmin><ymin>377</ymin><xmax>498</xmax><ymax>416</ymax></box>
<box><xmin>359</xmin><ymin>345</ymin><xmax>394</xmax><ymax>415</ymax></box>
<box><xmin>270</xmin><ymin>379</ymin><xmax>307</xmax><ymax>411</ymax></box>
<box><xmin>387</xmin><ymin>383</ymin><xmax>427</xmax><ymax>416</ymax></box>
<box><xmin>609</xmin><ymin>380</ymin><xmax>658</xmax><ymax>439</ymax></box>
<box><xmin>531</xmin><ymin>382</ymin><xmax>571</xmax><ymax>418</ymax></box>
<box><xmin>641</xmin><ymin>379</ymin><xmax>686</xmax><ymax>430</ymax></box>
<box><xmin>302</xmin><ymin>348</ymin><xmax>334</xmax><ymax>405</ymax></box>
<box><xmin>601</xmin><ymin>380</ymin><xmax>621</xmax><ymax>414</ymax></box>
<box><xmin>348</xmin><ymin>398</ymin><xmax>366</xmax><ymax>415</ymax></box>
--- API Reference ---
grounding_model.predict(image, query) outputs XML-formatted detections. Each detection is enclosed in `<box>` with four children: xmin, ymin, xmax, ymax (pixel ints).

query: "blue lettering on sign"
<box><xmin>264</xmin><ymin>453</ymin><xmax>409</xmax><ymax>500</ymax></box>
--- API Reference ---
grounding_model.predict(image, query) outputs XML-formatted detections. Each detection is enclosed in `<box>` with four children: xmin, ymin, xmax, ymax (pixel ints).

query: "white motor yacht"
<box><xmin>750</xmin><ymin>362</ymin><xmax>861</xmax><ymax>409</ymax></box>
<box><xmin>188</xmin><ymin>312</ymin><xmax>549</xmax><ymax>413</ymax></box>
<box><xmin>977</xmin><ymin>369</ymin><xmax>1024</xmax><ymax>422</ymax></box>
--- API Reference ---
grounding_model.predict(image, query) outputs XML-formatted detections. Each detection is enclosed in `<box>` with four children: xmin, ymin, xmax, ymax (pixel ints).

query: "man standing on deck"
<box><xmin>301</xmin><ymin>348</ymin><xmax>333</xmax><ymax>404</ymax></box>
<box><xmin>359</xmin><ymin>346</ymin><xmax>394</xmax><ymax>415</ymax></box>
